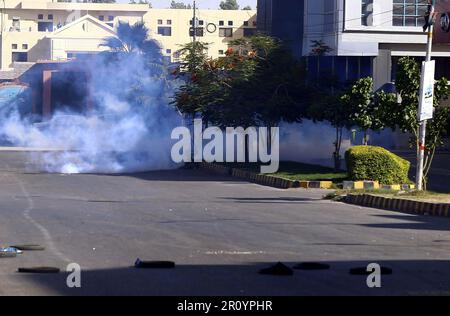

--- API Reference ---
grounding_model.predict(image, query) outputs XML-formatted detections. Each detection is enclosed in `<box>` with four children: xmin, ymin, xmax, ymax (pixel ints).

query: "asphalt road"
<box><xmin>1</xmin><ymin>152</ymin><xmax>450</xmax><ymax>296</ymax></box>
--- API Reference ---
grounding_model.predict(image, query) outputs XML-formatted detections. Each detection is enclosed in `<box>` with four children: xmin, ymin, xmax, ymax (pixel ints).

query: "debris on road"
<box><xmin>18</xmin><ymin>267</ymin><xmax>60</xmax><ymax>274</ymax></box>
<box><xmin>0</xmin><ymin>247</ymin><xmax>23</xmax><ymax>258</ymax></box>
<box><xmin>10</xmin><ymin>244</ymin><xmax>45</xmax><ymax>251</ymax></box>
<box><xmin>134</xmin><ymin>258</ymin><xmax>175</xmax><ymax>269</ymax></box>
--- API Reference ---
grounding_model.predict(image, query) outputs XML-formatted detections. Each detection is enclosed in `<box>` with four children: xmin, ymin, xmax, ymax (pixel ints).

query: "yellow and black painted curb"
<box><xmin>343</xmin><ymin>181</ymin><xmax>415</xmax><ymax>191</ymax></box>
<box><xmin>197</xmin><ymin>162</ymin><xmax>332</xmax><ymax>190</ymax></box>
<box><xmin>345</xmin><ymin>194</ymin><xmax>450</xmax><ymax>217</ymax></box>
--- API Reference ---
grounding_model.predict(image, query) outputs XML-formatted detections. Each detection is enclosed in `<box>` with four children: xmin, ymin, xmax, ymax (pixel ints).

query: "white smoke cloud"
<box><xmin>0</xmin><ymin>51</ymin><xmax>183</xmax><ymax>174</ymax></box>
<box><xmin>279</xmin><ymin>120</ymin><xmax>352</xmax><ymax>168</ymax></box>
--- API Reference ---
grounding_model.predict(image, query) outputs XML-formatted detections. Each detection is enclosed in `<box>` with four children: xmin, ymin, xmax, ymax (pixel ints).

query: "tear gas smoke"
<box><xmin>0</xmin><ymin>50</ymin><xmax>183</xmax><ymax>174</ymax></box>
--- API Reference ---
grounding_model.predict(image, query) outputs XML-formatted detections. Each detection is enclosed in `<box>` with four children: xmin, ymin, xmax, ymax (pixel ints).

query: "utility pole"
<box><xmin>416</xmin><ymin>0</ymin><xmax>436</xmax><ymax>191</ymax></box>
<box><xmin>192</xmin><ymin>0</ymin><xmax>197</xmax><ymax>42</ymax></box>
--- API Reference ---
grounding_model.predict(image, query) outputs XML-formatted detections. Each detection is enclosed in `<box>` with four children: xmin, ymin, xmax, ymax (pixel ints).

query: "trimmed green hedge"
<box><xmin>345</xmin><ymin>146</ymin><xmax>410</xmax><ymax>185</ymax></box>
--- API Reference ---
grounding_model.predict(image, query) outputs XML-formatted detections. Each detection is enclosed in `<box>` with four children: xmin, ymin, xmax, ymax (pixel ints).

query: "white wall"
<box><xmin>303</xmin><ymin>0</ymin><xmax>428</xmax><ymax>57</ymax></box>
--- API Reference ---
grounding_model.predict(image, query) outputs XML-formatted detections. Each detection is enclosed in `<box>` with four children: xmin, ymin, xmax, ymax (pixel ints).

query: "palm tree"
<box><xmin>100</xmin><ymin>21</ymin><xmax>160</xmax><ymax>55</ymax></box>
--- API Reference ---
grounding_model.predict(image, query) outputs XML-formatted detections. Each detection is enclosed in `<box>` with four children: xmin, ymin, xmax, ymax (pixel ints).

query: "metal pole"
<box><xmin>416</xmin><ymin>0</ymin><xmax>435</xmax><ymax>191</ymax></box>
<box><xmin>192</xmin><ymin>0</ymin><xmax>197</xmax><ymax>42</ymax></box>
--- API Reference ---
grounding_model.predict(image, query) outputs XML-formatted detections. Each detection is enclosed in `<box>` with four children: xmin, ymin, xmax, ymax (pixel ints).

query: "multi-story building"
<box><xmin>148</xmin><ymin>8</ymin><xmax>257</xmax><ymax>63</ymax></box>
<box><xmin>257</xmin><ymin>0</ymin><xmax>450</xmax><ymax>90</ymax></box>
<box><xmin>0</xmin><ymin>0</ymin><xmax>257</xmax><ymax>77</ymax></box>
<box><xmin>0</xmin><ymin>0</ymin><xmax>256</xmax><ymax>117</ymax></box>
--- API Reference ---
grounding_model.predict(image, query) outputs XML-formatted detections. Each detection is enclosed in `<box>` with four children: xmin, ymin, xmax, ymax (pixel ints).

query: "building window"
<box><xmin>361</xmin><ymin>0</ymin><xmax>373</xmax><ymax>26</ymax></box>
<box><xmin>243</xmin><ymin>21</ymin><xmax>249</xmax><ymax>27</ymax></box>
<box><xmin>167</xmin><ymin>20</ymin><xmax>172</xmax><ymax>25</ymax></box>
<box><xmin>38</xmin><ymin>22</ymin><xmax>53</xmax><ymax>32</ymax></box>
<box><xmin>48</xmin><ymin>14</ymin><xmax>53</xmax><ymax>20</ymax></box>
<box><xmin>219</xmin><ymin>27</ymin><xmax>233</xmax><ymax>37</ymax></box>
<box><xmin>166</xmin><ymin>49</ymin><xmax>172</xmax><ymax>54</ymax></box>
<box><xmin>199</xmin><ymin>20</ymin><xmax>204</xmax><ymax>26</ymax></box>
<box><xmin>12</xmin><ymin>18</ymin><xmax>20</xmax><ymax>32</ymax></box>
<box><xmin>99</xmin><ymin>15</ymin><xmax>105</xmax><ymax>21</ymax></box>
<box><xmin>393</xmin><ymin>0</ymin><xmax>428</xmax><ymax>27</ymax></box>
<box><xmin>219</xmin><ymin>50</ymin><xmax>224</xmax><ymax>55</ymax></box>
<box><xmin>158</xmin><ymin>19</ymin><xmax>163</xmax><ymax>25</ymax></box>
<box><xmin>189</xmin><ymin>27</ymin><xmax>204</xmax><ymax>37</ymax></box>
<box><xmin>12</xmin><ymin>44</ymin><xmax>18</xmax><ymax>50</ymax></box>
<box><xmin>219</xmin><ymin>20</ymin><xmax>224</xmax><ymax>26</ymax></box>
<box><xmin>158</xmin><ymin>26</ymin><xmax>172</xmax><ymax>36</ymax></box>
<box><xmin>106</xmin><ymin>17</ymin><xmax>114</xmax><ymax>28</ymax></box>
<box><xmin>38</xmin><ymin>14</ymin><xmax>44</xmax><ymax>20</ymax></box>
<box><xmin>228</xmin><ymin>21</ymin><xmax>233</xmax><ymax>26</ymax></box>
<box><xmin>22</xmin><ymin>44</ymin><xmax>28</xmax><ymax>50</ymax></box>
<box><xmin>12</xmin><ymin>52</ymin><xmax>28</xmax><ymax>62</ymax></box>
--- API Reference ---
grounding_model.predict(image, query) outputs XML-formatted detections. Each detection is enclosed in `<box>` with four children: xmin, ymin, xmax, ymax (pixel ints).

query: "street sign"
<box><xmin>418</xmin><ymin>60</ymin><xmax>435</xmax><ymax>121</ymax></box>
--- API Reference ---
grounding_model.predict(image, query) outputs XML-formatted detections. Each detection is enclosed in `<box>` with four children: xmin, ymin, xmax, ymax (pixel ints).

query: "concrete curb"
<box><xmin>345</xmin><ymin>194</ymin><xmax>450</xmax><ymax>217</ymax></box>
<box><xmin>343</xmin><ymin>181</ymin><xmax>415</xmax><ymax>191</ymax></box>
<box><xmin>198</xmin><ymin>163</ymin><xmax>332</xmax><ymax>190</ymax></box>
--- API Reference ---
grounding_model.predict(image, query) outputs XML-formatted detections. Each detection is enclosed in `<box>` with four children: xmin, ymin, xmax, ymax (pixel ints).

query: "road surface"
<box><xmin>1</xmin><ymin>152</ymin><xmax>450</xmax><ymax>295</ymax></box>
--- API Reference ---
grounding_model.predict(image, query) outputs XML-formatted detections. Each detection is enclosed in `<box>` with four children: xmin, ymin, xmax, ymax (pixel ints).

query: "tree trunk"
<box><xmin>423</xmin><ymin>138</ymin><xmax>437</xmax><ymax>192</ymax></box>
<box><xmin>362</xmin><ymin>130</ymin><xmax>369</xmax><ymax>146</ymax></box>
<box><xmin>333</xmin><ymin>126</ymin><xmax>343</xmax><ymax>171</ymax></box>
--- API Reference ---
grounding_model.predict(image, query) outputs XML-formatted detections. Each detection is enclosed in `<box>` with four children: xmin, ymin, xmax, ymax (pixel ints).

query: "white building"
<box><xmin>259</xmin><ymin>0</ymin><xmax>450</xmax><ymax>89</ymax></box>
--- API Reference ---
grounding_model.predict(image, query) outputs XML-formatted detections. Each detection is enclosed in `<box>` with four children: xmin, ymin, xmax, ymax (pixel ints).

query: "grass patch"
<box><xmin>218</xmin><ymin>161</ymin><xmax>348</xmax><ymax>183</ymax></box>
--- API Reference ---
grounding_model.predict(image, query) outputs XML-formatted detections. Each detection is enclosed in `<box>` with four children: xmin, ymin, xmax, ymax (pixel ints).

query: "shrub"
<box><xmin>345</xmin><ymin>146</ymin><xmax>410</xmax><ymax>185</ymax></box>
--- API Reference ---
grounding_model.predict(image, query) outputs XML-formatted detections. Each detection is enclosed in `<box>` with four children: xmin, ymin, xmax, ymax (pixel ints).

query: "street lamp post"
<box><xmin>416</xmin><ymin>0</ymin><xmax>436</xmax><ymax>191</ymax></box>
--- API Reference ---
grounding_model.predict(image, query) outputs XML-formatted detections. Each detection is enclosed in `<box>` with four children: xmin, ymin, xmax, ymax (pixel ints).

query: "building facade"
<box><xmin>257</xmin><ymin>0</ymin><xmax>304</xmax><ymax>58</ymax></box>
<box><xmin>0</xmin><ymin>0</ymin><xmax>257</xmax><ymax>77</ymax></box>
<box><xmin>257</xmin><ymin>0</ymin><xmax>450</xmax><ymax>90</ymax></box>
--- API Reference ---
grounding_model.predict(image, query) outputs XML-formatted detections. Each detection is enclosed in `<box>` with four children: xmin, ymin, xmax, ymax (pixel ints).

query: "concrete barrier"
<box><xmin>345</xmin><ymin>194</ymin><xmax>450</xmax><ymax>217</ymax></box>
<box><xmin>344</xmin><ymin>181</ymin><xmax>414</xmax><ymax>191</ymax></box>
<box><xmin>199</xmin><ymin>163</ymin><xmax>333</xmax><ymax>190</ymax></box>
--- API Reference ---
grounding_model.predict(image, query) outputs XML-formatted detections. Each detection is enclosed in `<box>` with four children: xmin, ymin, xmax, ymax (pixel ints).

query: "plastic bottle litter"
<box><xmin>0</xmin><ymin>247</ymin><xmax>23</xmax><ymax>258</ymax></box>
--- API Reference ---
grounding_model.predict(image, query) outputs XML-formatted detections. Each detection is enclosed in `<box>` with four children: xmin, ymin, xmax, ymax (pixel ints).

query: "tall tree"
<box><xmin>340</xmin><ymin>77</ymin><xmax>387</xmax><ymax>146</ymax></box>
<box><xmin>99</xmin><ymin>21</ymin><xmax>159</xmax><ymax>55</ymax></box>
<box><xmin>173</xmin><ymin>35</ymin><xmax>310</xmax><ymax>130</ymax></box>
<box><xmin>308</xmin><ymin>93</ymin><xmax>353</xmax><ymax>171</ymax></box>
<box><xmin>219</xmin><ymin>0</ymin><xmax>239</xmax><ymax>10</ymax></box>
<box><xmin>378</xmin><ymin>57</ymin><xmax>450</xmax><ymax>189</ymax></box>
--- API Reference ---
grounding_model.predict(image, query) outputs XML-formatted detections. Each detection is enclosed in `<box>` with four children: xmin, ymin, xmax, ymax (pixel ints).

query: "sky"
<box><xmin>117</xmin><ymin>0</ymin><xmax>257</xmax><ymax>10</ymax></box>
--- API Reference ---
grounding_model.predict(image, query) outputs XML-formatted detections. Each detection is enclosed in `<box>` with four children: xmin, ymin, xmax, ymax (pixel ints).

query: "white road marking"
<box><xmin>15</xmin><ymin>176</ymin><xmax>72</xmax><ymax>263</ymax></box>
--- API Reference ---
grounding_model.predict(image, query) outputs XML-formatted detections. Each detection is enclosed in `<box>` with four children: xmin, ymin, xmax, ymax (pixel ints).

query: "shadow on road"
<box><xmin>14</xmin><ymin>260</ymin><xmax>450</xmax><ymax>296</ymax></box>
<box><xmin>360</xmin><ymin>214</ymin><xmax>450</xmax><ymax>232</ymax></box>
<box><xmin>218</xmin><ymin>197</ymin><xmax>321</xmax><ymax>204</ymax></box>
<box><xmin>104</xmin><ymin>168</ymin><xmax>244</xmax><ymax>183</ymax></box>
